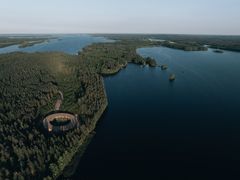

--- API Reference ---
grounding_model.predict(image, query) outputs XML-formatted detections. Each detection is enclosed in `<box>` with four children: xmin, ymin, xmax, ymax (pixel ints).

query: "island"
<box><xmin>161</xmin><ymin>64</ymin><xmax>168</xmax><ymax>70</ymax></box>
<box><xmin>169</xmin><ymin>74</ymin><xmax>176</xmax><ymax>81</ymax></box>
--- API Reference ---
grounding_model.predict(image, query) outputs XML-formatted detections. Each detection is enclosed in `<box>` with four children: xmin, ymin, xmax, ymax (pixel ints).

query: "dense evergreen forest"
<box><xmin>0</xmin><ymin>39</ymin><xmax>161</xmax><ymax>179</ymax></box>
<box><xmin>0</xmin><ymin>51</ymin><xmax>109</xmax><ymax>179</ymax></box>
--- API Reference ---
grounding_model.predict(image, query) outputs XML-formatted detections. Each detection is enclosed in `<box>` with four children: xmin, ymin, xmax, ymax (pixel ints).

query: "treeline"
<box><xmin>164</xmin><ymin>35</ymin><xmax>240</xmax><ymax>52</ymax></box>
<box><xmin>162</xmin><ymin>41</ymin><xmax>208</xmax><ymax>51</ymax></box>
<box><xmin>99</xmin><ymin>34</ymin><xmax>240</xmax><ymax>52</ymax></box>
<box><xmin>160</xmin><ymin>35</ymin><xmax>240</xmax><ymax>52</ymax></box>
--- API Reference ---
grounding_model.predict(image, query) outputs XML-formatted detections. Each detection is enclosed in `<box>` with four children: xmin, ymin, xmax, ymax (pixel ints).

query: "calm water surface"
<box><xmin>73</xmin><ymin>47</ymin><xmax>240</xmax><ymax>180</ymax></box>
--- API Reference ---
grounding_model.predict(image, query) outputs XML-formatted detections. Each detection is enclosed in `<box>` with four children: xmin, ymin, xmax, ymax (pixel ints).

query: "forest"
<box><xmin>0</xmin><ymin>38</ymin><xmax>161</xmax><ymax>179</ymax></box>
<box><xmin>0</xmin><ymin>51</ymin><xmax>110</xmax><ymax>179</ymax></box>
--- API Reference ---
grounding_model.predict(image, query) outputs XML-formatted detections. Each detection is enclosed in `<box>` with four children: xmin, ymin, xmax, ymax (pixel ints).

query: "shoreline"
<box><xmin>58</xmin><ymin>42</ymin><xmax>159</xmax><ymax>178</ymax></box>
<box><xmin>59</xmin><ymin>60</ymin><xmax>141</xmax><ymax>178</ymax></box>
<box><xmin>59</xmin><ymin>77</ymin><xmax>109</xmax><ymax>179</ymax></box>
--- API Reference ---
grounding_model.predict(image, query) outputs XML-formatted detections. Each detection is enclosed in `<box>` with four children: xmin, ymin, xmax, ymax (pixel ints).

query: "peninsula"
<box><xmin>0</xmin><ymin>38</ymin><xmax>162</xmax><ymax>179</ymax></box>
<box><xmin>1</xmin><ymin>34</ymin><xmax>239</xmax><ymax>179</ymax></box>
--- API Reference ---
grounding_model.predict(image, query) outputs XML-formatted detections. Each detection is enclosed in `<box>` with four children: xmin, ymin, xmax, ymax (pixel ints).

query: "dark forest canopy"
<box><xmin>0</xmin><ymin>52</ymin><xmax>108</xmax><ymax>179</ymax></box>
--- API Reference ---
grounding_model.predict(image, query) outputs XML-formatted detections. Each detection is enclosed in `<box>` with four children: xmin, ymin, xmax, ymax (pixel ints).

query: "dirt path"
<box><xmin>55</xmin><ymin>91</ymin><xmax>63</xmax><ymax>110</ymax></box>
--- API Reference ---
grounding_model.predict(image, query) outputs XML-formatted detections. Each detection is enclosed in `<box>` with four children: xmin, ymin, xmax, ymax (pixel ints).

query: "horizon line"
<box><xmin>0</xmin><ymin>32</ymin><xmax>240</xmax><ymax>36</ymax></box>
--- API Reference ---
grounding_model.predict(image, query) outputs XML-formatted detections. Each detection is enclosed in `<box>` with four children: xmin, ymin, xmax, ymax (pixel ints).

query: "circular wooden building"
<box><xmin>43</xmin><ymin>111</ymin><xmax>79</xmax><ymax>132</ymax></box>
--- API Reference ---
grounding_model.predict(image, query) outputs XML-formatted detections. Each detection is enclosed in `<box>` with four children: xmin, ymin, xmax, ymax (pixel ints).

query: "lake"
<box><xmin>0</xmin><ymin>35</ymin><xmax>239</xmax><ymax>179</ymax></box>
<box><xmin>73</xmin><ymin>47</ymin><xmax>240</xmax><ymax>179</ymax></box>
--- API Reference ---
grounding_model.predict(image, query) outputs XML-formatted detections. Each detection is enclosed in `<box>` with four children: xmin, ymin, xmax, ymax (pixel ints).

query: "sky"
<box><xmin>0</xmin><ymin>0</ymin><xmax>240</xmax><ymax>35</ymax></box>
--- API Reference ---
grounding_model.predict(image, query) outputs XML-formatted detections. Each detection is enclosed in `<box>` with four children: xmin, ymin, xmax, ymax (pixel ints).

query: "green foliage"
<box><xmin>0</xmin><ymin>38</ymin><xmax>160</xmax><ymax>179</ymax></box>
<box><xmin>78</xmin><ymin>39</ymin><xmax>159</xmax><ymax>75</ymax></box>
<box><xmin>0</xmin><ymin>52</ymin><xmax>107</xmax><ymax>179</ymax></box>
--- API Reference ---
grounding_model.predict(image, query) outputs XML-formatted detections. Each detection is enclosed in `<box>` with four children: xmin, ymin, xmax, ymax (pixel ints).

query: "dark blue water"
<box><xmin>0</xmin><ymin>34</ymin><xmax>112</xmax><ymax>55</ymax></box>
<box><xmin>73</xmin><ymin>47</ymin><xmax>240</xmax><ymax>180</ymax></box>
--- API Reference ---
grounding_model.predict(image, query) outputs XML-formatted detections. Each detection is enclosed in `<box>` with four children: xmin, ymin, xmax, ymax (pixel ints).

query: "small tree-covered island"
<box><xmin>1</xmin><ymin>34</ymin><xmax>239</xmax><ymax>179</ymax></box>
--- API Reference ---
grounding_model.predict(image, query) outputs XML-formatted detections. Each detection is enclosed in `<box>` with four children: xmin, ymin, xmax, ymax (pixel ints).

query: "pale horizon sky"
<box><xmin>0</xmin><ymin>0</ymin><xmax>240</xmax><ymax>35</ymax></box>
